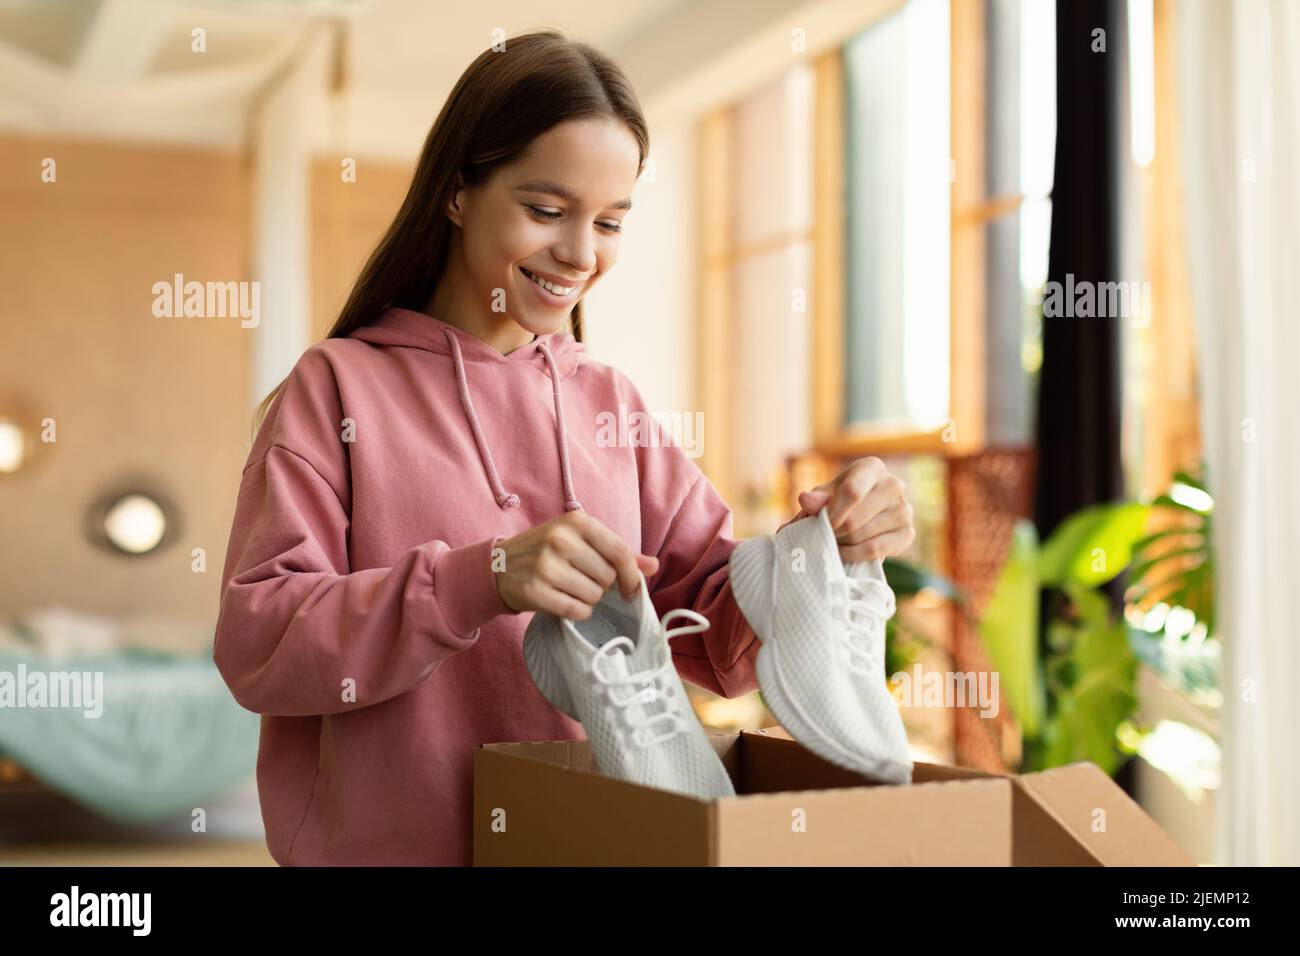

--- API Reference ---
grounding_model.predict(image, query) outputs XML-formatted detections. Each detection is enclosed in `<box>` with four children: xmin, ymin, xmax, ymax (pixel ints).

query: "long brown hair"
<box><xmin>252</xmin><ymin>29</ymin><xmax>649</xmax><ymax>434</ymax></box>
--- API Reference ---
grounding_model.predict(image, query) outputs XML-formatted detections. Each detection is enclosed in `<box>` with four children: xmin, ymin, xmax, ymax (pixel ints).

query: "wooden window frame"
<box><xmin>810</xmin><ymin>0</ymin><xmax>1016</xmax><ymax>461</ymax></box>
<box><xmin>702</xmin><ymin>1</ymin><xmax>1086</xmax><ymax>498</ymax></box>
<box><xmin>694</xmin><ymin>85</ymin><xmax>816</xmax><ymax>510</ymax></box>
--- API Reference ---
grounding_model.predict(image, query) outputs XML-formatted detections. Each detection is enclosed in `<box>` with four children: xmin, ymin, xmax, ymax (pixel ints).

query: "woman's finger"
<box><xmin>531</xmin><ymin>580</ymin><xmax>596</xmax><ymax>620</ymax></box>
<box><xmin>796</xmin><ymin>486</ymin><xmax>834</xmax><ymax>518</ymax></box>
<box><xmin>571</xmin><ymin>513</ymin><xmax>645</xmax><ymax>598</ymax></box>
<box><xmin>554</xmin><ymin>534</ymin><xmax>620</xmax><ymax>594</ymax></box>
<box><xmin>538</xmin><ymin>552</ymin><xmax>608</xmax><ymax>606</ymax></box>
<box><xmin>836</xmin><ymin>472</ymin><xmax>905</xmax><ymax>539</ymax></box>
<box><xmin>839</xmin><ymin>527</ymin><xmax>913</xmax><ymax>563</ymax></box>
<box><xmin>825</xmin><ymin>459</ymin><xmax>887</xmax><ymax>530</ymax></box>
<box><xmin>839</xmin><ymin>501</ymin><xmax>911</xmax><ymax>546</ymax></box>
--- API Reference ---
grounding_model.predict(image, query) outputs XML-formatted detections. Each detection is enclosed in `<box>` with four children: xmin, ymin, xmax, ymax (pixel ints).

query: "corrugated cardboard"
<box><xmin>473</xmin><ymin>727</ymin><xmax>1193</xmax><ymax>866</ymax></box>
<box><xmin>1010</xmin><ymin>762</ymin><xmax>1194</xmax><ymax>865</ymax></box>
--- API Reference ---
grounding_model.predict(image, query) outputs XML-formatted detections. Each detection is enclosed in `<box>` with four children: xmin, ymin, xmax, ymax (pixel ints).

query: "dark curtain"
<box><xmin>1031</xmin><ymin>0</ymin><xmax>1131</xmax><ymax>787</ymax></box>
<box><xmin>1034</xmin><ymin>0</ymin><xmax>1125</xmax><ymax>539</ymax></box>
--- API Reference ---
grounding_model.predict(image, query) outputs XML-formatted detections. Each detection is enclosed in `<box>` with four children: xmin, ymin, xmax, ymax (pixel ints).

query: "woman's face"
<box><xmin>447</xmin><ymin>116</ymin><xmax>642</xmax><ymax>338</ymax></box>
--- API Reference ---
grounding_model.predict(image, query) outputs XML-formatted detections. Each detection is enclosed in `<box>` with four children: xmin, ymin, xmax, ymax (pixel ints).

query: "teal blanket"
<box><xmin>0</xmin><ymin>648</ymin><xmax>259</xmax><ymax>824</ymax></box>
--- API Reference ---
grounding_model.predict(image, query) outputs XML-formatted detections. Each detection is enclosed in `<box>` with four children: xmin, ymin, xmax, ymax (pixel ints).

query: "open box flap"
<box><xmin>1014</xmin><ymin>762</ymin><xmax>1194</xmax><ymax>866</ymax></box>
<box><xmin>473</xmin><ymin>745</ymin><xmax>715</xmax><ymax>865</ymax></box>
<box><xmin>479</xmin><ymin>734</ymin><xmax>743</xmax><ymax>781</ymax></box>
<box><xmin>742</xmin><ymin>727</ymin><xmax>992</xmax><ymax>784</ymax></box>
<box><xmin>725</xmin><ymin>730</ymin><xmax>1012</xmax><ymax>865</ymax></box>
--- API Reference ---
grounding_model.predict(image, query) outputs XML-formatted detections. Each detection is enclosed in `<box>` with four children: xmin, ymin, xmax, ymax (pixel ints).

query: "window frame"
<box><xmin>810</xmin><ymin>0</ymin><xmax>1030</xmax><ymax>459</ymax></box>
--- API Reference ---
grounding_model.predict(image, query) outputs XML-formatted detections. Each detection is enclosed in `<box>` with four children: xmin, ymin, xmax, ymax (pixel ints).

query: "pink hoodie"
<box><xmin>214</xmin><ymin>305</ymin><xmax>772</xmax><ymax>866</ymax></box>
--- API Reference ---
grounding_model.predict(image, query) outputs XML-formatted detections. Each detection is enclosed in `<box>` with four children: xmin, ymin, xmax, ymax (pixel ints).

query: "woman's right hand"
<box><xmin>494</xmin><ymin>511</ymin><xmax>660</xmax><ymax>620</ymax></box>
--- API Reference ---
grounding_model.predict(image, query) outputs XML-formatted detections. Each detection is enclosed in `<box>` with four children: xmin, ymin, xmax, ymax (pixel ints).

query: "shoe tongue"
<box><xmin>594</xmin><ymin>641</ymin><xmax>632</xmax><ymax>680</ymax></box>
<box><xmin>811</xmin><ymin>508</ymin><xmax>844</xmax><ymax>575</ymax></box>
<box><xmin>598</xmin><ymin>639</ymin><xmax>676</xmax><ymax>733</ymax></box>
<box><xmin>844</xmin><ymin>560</ymin><xmax>897</xmax><ymax>617</ymax></box>
<box><xmin>590</xmin><ymin>580</ymin><xmax>680</xmax><ymax>734</ymax></box>
<box><xmin>594</xmin><ymin>577</ymin><xmax>655</xmax><ymax>641</ymax></box>
<box><xmin>593</xmin><ymin>641</ymin><xmax>651</xmax><ymax>695</ymax></box>
<box><xmin>610</xmin><ymin>579</ymin><xmax>667</xmax><ymax>666</ymax></box>
<box><xmin>844</xmin><ymin>559</ymin><xmax>880</xmax><ymax>582</ymax></box>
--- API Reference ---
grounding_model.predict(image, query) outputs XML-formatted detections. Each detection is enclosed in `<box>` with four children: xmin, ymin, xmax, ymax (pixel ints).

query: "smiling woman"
<box><xmin>251</xmin><ymin>31</ymin><xmax>649</xmax><ymax>426</ymax></box>
<box><xmin>421</xmin><ymin>115</ymin><xmax>644</xmax><ymax>348</ymax></box>
<box><xmin>214</xmin><ymin>25</ymin><xmax>918</xmax><ymax>869</ymax></box>
<box><xmin>424</xmin><ymin>115</ymin><xmax>641</xmax><ymax>345</ymax></box>
<box><xmin>218</xmin><ymin>30</ymin><xmax>753</xmax><ymax>869</ymax></box>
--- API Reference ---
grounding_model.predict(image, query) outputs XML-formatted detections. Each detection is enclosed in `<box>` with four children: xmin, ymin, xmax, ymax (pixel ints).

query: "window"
<box><xmin>843</xmin><ymin>0</ymin><xmax>950</xmax><ymax>432</ymax></box>
<box><xmin>814</xmin><ymin>0</ymin><xmax>1056</xmax><ymax>456</ymax></box>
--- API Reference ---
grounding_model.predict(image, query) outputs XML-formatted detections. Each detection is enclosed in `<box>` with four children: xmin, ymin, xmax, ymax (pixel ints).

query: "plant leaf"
<box><xmin>1130</xmin><ymin>527</ymin><xmax>1203</xmax><ymax>553</ymax></box>
<box><xmin>883</xmin><ymin>558</ymin><xmax>962</xmax><ymax>603</ymax></box>
<box><xmin>1126</xmin><ymin>546</ymin><xmax>1207</xmax><ymax>588</ymax></box>
<box><xmin>1038</xmin><ymin>584</ymin><xmax>1139</xmax><ymax>773</ymax></box>
<box><xmin>1039</xmin><ymin>502</ymin><xmax>1151</xmax><ymax>588</ymax></box>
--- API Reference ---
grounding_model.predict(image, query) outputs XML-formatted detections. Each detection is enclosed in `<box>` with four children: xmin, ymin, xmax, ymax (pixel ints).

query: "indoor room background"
<box><xmin>0</xmin><ymin>0</ymin><xmax>1295</xmax><ymax>868</ymax></box>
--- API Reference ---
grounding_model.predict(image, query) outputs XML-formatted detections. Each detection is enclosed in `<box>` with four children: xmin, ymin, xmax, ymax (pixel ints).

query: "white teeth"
<box><xmin>522</xmin><ymin>268</ymin><xmax>575</xmax><ymax>296</ymax></box>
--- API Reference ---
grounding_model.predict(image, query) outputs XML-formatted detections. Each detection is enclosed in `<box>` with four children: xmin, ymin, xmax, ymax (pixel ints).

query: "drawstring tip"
<box><xmin>564</xmin><ymin>498</ymin><xmax>583</xmax><ymax>512</ymax></box>
<box><xmin>498</xmin><ymin>492</ymin><xmax>521</xmax><ymax>510</ymax></box>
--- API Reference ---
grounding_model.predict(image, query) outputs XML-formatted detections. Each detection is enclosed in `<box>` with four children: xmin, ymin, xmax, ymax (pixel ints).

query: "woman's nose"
<box><xmin>554</xmin><ymin>223</ymin><xmax>597</xmax><ymax>274</ymax></box>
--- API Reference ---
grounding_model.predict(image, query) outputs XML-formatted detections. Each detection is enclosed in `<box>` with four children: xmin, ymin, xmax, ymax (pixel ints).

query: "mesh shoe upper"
<box><xmin>731</xmin><ymin>508</ymin><xmax>912</xmax><ymax>783</ymax></box>
<box><xmin>522</xmin><ymin>575</ymin><xmax>736</xmax><ymax>799</ymax></box>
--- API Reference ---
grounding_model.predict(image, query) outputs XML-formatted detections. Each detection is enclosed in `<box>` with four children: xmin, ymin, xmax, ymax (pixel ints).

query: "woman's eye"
<box><xmin>527</xmin><ymin>205</ymin><xmax>621</xmax><ymax>234</ymax></box>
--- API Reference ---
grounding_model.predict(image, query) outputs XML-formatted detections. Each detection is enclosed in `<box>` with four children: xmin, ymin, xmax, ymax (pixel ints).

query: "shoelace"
<box><xmin>829</xmin><ymin>574</ymin><xmax>895</xmax><ymax>677</ymax></box>
<box><xmin>589</xmin><ymin>608</ymin><xmax>711</xmax><ymax>750</ymax></box>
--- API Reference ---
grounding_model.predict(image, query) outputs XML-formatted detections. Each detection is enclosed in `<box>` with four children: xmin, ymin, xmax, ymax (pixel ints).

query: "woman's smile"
<box><xmin>519</xmin><ymin>265</ymin><xmax>584</xmax><ymax>306</ymax></box>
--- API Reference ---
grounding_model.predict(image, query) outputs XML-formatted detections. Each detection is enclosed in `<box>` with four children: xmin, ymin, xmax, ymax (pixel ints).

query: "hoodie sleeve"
<box><xmin>214</xmin><ymin>349</ymin><xmax>512</xmax><ymax>718</ymax></box>
<box><xmin>619</xmin><ymin>373</ymin><xmax>800</xmax><ymax>700</ymax></box>
<box><xmin>647</xmin><ymin>473</ymin><xmax>758</xmax><ymax>699</ymax></box>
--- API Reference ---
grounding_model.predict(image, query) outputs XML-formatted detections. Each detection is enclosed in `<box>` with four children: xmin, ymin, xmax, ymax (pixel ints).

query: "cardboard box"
<box><xmin>473</xmin><ymin>727</ymin><xmax>1193</xmax><ymax>866</ymax></box>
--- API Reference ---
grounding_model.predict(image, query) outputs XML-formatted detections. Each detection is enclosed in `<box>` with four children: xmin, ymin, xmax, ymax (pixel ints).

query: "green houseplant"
<box><xmin>978</xmin><ymin>468</ymin><xmax>1216</xmax><ymax>774</ymax></box>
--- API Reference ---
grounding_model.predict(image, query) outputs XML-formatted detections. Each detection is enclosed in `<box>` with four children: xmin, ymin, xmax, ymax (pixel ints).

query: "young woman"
<box><xmin>214</xmin><ymin>30</ymin><xmax>915</xmax><ymax>866</ymax></box>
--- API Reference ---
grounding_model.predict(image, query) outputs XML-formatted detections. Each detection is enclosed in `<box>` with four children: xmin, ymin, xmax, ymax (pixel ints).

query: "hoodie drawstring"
<box><xmin>440</xmin><ymin>326</ymin><xmax>582</xmax><ymax>513</ymax></box>
<box><xmin>538</xmin><ymin>342</ymin><xmax>583</xmax><ymax>513</ymax></box>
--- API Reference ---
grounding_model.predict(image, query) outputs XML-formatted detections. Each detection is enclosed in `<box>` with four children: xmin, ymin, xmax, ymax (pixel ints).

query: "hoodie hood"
<box><xmin>350</xmin><ymin>306</ymin><xmax>588</xmax><ymax>513</ymax></box>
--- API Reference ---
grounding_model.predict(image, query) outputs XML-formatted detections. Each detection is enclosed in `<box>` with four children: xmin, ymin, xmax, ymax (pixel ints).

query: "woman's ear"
<box><xmin>446</xmin><ymin>174</ymin><xmax>467</xmax><ymax>227</ymax></box>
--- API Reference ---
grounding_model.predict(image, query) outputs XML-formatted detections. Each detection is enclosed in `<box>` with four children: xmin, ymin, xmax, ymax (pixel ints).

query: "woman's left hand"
<box><xmin>796</xmin><ymin>457</ymin><xmax>916</xmax><ymax>562</ymax></box>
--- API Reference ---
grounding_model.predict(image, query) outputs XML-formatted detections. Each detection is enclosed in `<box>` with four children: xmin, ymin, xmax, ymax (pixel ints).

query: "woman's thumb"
<box><xmin>797</xmin><ymin>488</ymin><xmax>832</xmax><ymax>516</ymax></box>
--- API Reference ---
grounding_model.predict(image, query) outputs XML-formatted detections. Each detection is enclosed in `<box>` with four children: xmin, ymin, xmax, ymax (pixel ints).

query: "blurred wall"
<box><xmin>309</xmin><ymin>157</ymin><xmax>411</xmax><ymax>343</ymax></box>
<box><xmin>0</xmin><ymin>134</ymin><xmax>250</xmax><ymax>620</ymax></box>
<box><xmin>0</xmin><ymin>120</ymin><xmax>704</xmax><ymax>625</ymax></box>
<box><xmin>585</xmin><ymin>119</ymin><xmax>697</xmax><ymax>418</ymax></box>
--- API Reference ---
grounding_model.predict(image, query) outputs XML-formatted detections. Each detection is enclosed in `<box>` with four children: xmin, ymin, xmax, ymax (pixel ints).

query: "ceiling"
<box><xmin>0</xmin><ymin>0</ymin><xmax>693</xmax><ymax>154</ymax></box>
<box><xmin>0</xmin><ymin>0</ymin><xmax>896</xmax><ymax>158</ymax></box>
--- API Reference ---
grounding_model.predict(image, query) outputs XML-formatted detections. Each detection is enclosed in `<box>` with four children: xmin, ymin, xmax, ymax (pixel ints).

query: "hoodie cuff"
<box><xmin>433</xmin><ymin>535</ymin><xmax>515</xmax><ymax>638</ymax></box>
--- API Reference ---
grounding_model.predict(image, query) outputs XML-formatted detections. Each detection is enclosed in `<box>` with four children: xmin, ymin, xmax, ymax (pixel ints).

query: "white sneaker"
<box><xmin>730</xmin><ymin>507</ymin><xmax>913</xmax><ymax>784</ymax></box>
<box><xmin>522</xmin><ymin>574</ymin><xmax>736</xmax><ymax>799</ymax></box>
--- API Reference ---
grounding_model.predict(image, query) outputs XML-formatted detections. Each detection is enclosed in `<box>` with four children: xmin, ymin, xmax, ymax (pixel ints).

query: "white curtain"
<box><xmin>1178</xmin><ymin>0</ymin><xmax>1300</xmax><ymax>866</ymax></box>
